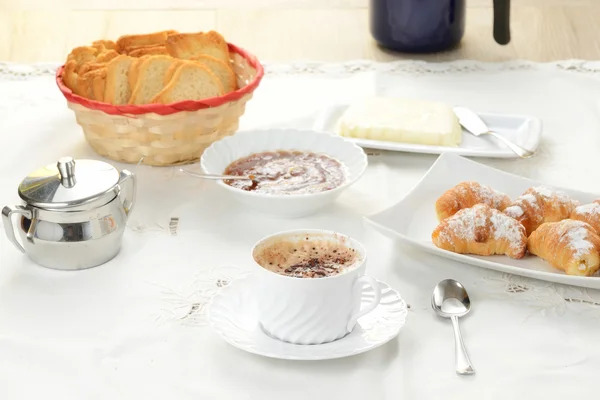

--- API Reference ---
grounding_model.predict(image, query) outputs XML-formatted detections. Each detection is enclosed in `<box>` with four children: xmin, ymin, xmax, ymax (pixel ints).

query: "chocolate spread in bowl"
<box><xmin>223</xmin><ymin>151</ymin><xmax>348</xmax><ymax>195</ymax></box>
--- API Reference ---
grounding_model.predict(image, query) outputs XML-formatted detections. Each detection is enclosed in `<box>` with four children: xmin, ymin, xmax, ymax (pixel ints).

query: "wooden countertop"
<box><xmin>1</xmin><ymin>0</ymin><xmax>599</xmax><ymax>63</ymax></box>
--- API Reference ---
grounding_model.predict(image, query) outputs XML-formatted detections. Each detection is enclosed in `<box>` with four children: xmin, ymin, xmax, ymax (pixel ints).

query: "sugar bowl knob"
<box><xmin>57</xmin><ymin>156</ymin><xmax>76</xmax><ymax>188</ymax></box>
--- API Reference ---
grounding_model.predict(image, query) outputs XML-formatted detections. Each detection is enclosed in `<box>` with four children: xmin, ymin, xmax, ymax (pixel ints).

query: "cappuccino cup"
<box><xmin>251</xmin><ymin>229</ymin><xmax>381</xmax><ymax>345</ymax></box>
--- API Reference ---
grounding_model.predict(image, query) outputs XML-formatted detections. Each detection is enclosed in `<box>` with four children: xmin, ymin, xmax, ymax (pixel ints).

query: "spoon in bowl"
<box><xmin>432</xmin><ymin>279</ymin><xmax>475</xmax><ymax>375</ymax></box>
<box><xmin>179</xmin><ymin>168</ymin><xmax>257</xmax><ymax>181</ymax></box>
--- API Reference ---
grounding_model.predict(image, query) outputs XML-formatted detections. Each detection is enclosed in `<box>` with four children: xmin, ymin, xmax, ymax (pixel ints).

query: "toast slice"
<box><xmin>67</xmin><ymin>46</ymin><xmax>99</xmax><ymax>71</ymax></box>
<box><xmin>128</xmin><ymin>45</ymin><xmax>169</xmax><ymax>57</ymax></box>
<box><xmin>163</xmin><ymin>60</ymin><xmax>184</xmax><ymax>85</ymax></box>
<box><xmin>76</xmin><ymin>67</ymin><xmax>106</xmax><ymax>101</ymax></box>
<box><xmin>86</xmin><ymin>68</ymin><xmax>107</xmax><ymax>101</ymax></box>
<box><xmin>63</xmin><ymin>60</ymin><xmax>80</xmax><ymax>94</ymax></box>
<box><xmin>165</xmin><ymin>31</ymin><xmax>229</xmax><ymax>62</ymax></box>
<box><xmin>79</xmin><ymin>62</ymin><xmax>105</xmax><ymax>75</ymax></box>
<box><xmin>92</xmin><ymin>40</ymin><xmax>118</xmax><ymax>52</ymax></box>
<box><xmin>128</xmin><ymin>55</ymin><xmax>150</xmax><ymax>90</ymax></box>
<box><xmin>104</xmin><ymin>55</ymin><xmax>135</xmax><ymax>105</ymax></box>
<box><xmin>96</xmin><ymin>50</ymin><xmax>120</xmax><ymax>63</ymax></box>
<box><xmin>129</xmin><ymin>56</ymin><xmax>175</xmax><ymax>105</ymax></box>
<box><xmin>78</xmin><ymin>50</ymin><xmax>120</xmax><ymax>75</ymax></box>
<box><xmin>75</xmin><ymin>75</ymin><xmax>93</xmax><ymax>99</ymax></box>
<box><xmin>192</xmin><ymin>54</ymin><xmax>236</xmax><ymax>92</ymax></box>
<box><xmin>151</xmin><ymin>62</ymin><xmax>224</xmax><ymax>104</ymax></box>
<box><xmin>117</xmin><ymin>30</ymin><xmax>177</xmax><ymax>53</ymax></box>
<box><xmin>91</xmin><ymin>68</ymin><xmax>107</xmax><ymax>102</ymax></box>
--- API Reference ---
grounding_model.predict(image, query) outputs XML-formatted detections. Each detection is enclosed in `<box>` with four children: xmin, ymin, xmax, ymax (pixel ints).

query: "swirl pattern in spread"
<box><xmin>224</xmin><ymin>151</ymin><xmax>348</xmax><ymax>195</ymax></box>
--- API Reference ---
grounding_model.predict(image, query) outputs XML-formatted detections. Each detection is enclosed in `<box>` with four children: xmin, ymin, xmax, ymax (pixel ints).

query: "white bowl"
<box><xmin>200</xmin><ymin>129</ymin><xmax>368</xmax><ymax>218</ymax></box>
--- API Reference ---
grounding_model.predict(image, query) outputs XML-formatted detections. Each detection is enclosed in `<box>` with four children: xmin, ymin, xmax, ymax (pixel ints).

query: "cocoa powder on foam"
<box><xmin>254</xmin><ymin>236</ymin><xmax>360</xmax><ymax>278</ymax></box>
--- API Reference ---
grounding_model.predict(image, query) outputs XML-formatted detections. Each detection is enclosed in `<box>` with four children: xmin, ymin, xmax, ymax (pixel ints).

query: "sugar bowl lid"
<box><xmin>18</xmin><ymin>156</ymin><xmax>120</xmax><ymax>210</ymax></box>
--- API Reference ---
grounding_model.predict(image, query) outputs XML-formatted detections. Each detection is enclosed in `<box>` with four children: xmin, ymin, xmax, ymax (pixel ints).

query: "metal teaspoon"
<box><xmin>432</xmin><ymin>279</ymin><xmax>476</xmax><ymax>375</ymax></box>
<box><xmin>453</xmin><ymin>106</ymin><xmax>536</xmax><ymax>159</ymax></box>
<box><xmin>179</xmin><ymin>168</ymin><xmax>257</xmax><ymax>181</ymax></box>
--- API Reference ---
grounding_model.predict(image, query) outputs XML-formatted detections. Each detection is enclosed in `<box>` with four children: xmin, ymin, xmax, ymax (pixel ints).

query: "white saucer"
<box><xmin>206</xmin><ymin>274</ymin><xmax>408</xmax><ymax>360</ymax></box>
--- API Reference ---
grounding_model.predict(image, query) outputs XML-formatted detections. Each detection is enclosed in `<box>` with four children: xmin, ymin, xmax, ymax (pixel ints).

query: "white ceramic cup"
<box><xmin>251</xmin><ymin>229</ymin><xmax>381</xmax><ymax>345</ymax></box>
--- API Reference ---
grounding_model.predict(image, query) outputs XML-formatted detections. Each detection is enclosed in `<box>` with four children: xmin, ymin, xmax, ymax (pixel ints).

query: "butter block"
<box><xmin>336</xmin><ymin>97</ymin><xmax>462</xmax><ymax>146</ymax></box>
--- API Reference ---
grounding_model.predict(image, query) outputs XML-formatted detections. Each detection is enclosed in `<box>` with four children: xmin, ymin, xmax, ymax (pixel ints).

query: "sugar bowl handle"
<box><xmin>118</xmin><ymin>170</ymin><xmax>137</xmax><ymax>217</ymax></box>
<box><xmin>2</xmin><ymin>205</ymin><xmax>32</xmax><ymax>253</ymax></box>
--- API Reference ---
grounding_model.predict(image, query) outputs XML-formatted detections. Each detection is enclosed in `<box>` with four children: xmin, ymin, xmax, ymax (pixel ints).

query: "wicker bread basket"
<box><xmin>56</xmin><ymin>44</ymin><xmax>264</xmax><ymax>166</ymax></box>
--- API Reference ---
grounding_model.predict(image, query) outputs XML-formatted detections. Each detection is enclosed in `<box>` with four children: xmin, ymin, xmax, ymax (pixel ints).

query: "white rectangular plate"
<box><xmin>313</xmin><ymin>104</ymin><xmax>542</xmax><ymax>159</ymax></box>
<box><xmin>364</xmin><ymin>153</ymin><xmax>600</xmax><ymax>289</ymax></box>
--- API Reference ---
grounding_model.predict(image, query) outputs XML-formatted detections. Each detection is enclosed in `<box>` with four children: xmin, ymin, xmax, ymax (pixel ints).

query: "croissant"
<box><xmin>503</xmin><ymin>186</ymin><xmax>579</xmax><ymax>236</ymax></box>
<box><xmin>435</xmin><ymin>181</ymin><xmax>512</xmax><ymax>221</ymax></box>
<box><xmin>432</xmin><ymin>203</ymin><xmax>527</xmax><ymax>259</ymax></box>
<box><xmin>570</xmin><ymin>200</ymin><xmax>600</xmax><ymax>234</ymax></box>
<box><xmin>528</xmin><ymin>220</ymin><xmax>600</xmax><ymax>276</ymax></box>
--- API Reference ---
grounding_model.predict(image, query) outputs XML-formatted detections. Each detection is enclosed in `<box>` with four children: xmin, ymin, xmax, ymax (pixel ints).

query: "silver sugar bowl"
<box><xmin>1</xmin><ymin>156</ymin><xmax>136</xmax><ymax>270</ymax></box>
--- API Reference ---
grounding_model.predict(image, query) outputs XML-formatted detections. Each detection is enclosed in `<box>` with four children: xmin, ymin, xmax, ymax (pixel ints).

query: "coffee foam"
<box><xmin>254</xmin><ymin>234</ymin><xmax>361</xmax><ymax>278</ymax></box>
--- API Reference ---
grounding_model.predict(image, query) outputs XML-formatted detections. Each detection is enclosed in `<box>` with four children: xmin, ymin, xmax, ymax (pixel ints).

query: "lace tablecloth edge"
<box><xmin>1</xmin><ymin>59</ymin><xmax>600</xmax><ymax>81</ymax></box>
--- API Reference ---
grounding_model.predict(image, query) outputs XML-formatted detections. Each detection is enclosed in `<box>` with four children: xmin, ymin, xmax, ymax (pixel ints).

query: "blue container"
<box><xmin>370</xmin><ymin>0</ymin><xmax>510</xmax><ymax>53</ymax></box>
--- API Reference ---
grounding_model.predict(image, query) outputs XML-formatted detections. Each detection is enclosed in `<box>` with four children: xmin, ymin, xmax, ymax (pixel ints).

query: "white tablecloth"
<box><xmin>0</xmin><ymin>60</ymin><xmax>599</xmax><ymax>399</ymax></box>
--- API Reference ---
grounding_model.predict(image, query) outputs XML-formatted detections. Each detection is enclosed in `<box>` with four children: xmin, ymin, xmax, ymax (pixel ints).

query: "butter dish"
<box><xmin>314</xmin><ymin>103</ymin><xmax>542</xmax><ymax>159</ymax></box>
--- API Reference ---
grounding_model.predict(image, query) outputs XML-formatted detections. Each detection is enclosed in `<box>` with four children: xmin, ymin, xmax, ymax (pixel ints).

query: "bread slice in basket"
<box><xmin>96</xmin><ymin>50</ymin><xmax>120</xmax><ymax>63</ymax></box>
<box><xmin>104</xmin><ymin>55</ymin><xmax>135</xmax><ymax>105</ymax></box>
<box><xmin>117</xmin><ymin>30</ymin><xmax>177</xmax><ymax>54</ymax></box>
<box><xmin>129</xmin><ymin>55</ymin><xmax>175</xmax><ymax>105</ymax></box>
<box><xmin>128</xmin><ymin>55</ymin><xmax>150</xmax><ymax>89</ymax></box>
<box><xmin>163</xmin><ymin>60</ymin><xmax>183</xmax><ymax>84</ymax></box>
<box><xmin>166</xmin><ymin>31</ymin><xmax>230</xmax><ymax>63</ymax></box>
<box><xmin>92</xmin><ymin>40</ymin><xmax>118</xmax><ymax>52</ymax></box>
<box><xmin>129</xmin><ymin>45</ymin><xmax>169</xmax><ymax>57</ymax></box>
<box><xmin>65</xmin><ymin>47</ymin><xmax>125</xmax><ymax>101</ymax></box>
<box><xmin>78</xmin><ymin>50</ymin><xmax>119</xmax><ymax>75</ymax></box>
<box><xmin>76</xmin><ymin>68</ymin><xmax>107</xmax><ymax>101</ymax></box>
<box><xmin>90</xmin><ymin>69</ymin><xmax>107</xmax><ymax>102</ymax></box>
<box><xmin>192</xmin><ymin>54</ymin><xmax>236</xmax><ymax>92</ymax></box>
<box><xmin>150</xmin><ymin>61</ymin><xmax>224</xmax><ymax>104</ymax></box>
<box><xmin>67</xmin><ymin>46</ymin><xmax>99</xmax><ymax>69</ymax></box>
<box><xmin>63</xmin><ymin>60</ymin><xmax>80</xmax><ymax>95</ymax></box>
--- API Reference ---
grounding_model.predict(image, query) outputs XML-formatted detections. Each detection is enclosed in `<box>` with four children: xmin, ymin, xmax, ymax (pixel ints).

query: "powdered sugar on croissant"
<box><xmin>528</xmin><ymin>219</ymin><xmax>600</xmax><ymax>276</ymax></box>
<box><xmin>504</xmin><ymin>186</ymin><xmax>579</xmax><ymax>236</ymax></box>
<box><xmin>435</xmin><ymin>181</ymin><xmax>512</xmax><ymax>221</ymax></box>
<box><xmin>432</xmin><ymin>203</ymin><xmax>527</xmax><ymax>259</ymax></box>
<box><xmin>570</xmin><ymin>200</ymin><xmax>600</xmax><ymax>234</ymax></box>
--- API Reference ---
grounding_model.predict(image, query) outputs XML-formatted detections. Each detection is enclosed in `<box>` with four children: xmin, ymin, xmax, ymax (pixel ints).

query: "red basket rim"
<box><xmin>56</xmin><ymin>43</ymin><xmax>264</xmax><ymax>116</ymax></box>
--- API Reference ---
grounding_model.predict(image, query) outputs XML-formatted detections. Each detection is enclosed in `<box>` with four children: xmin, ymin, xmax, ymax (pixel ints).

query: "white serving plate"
<box><xmin>364</xmin><ymin>153</ymin><xmax>600</xmax><ymax>290</ymax></box>
<box><xmin>313</xmin><ymin>104</ymin><xmax>542</xmax><ymax>158</ymax></box>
